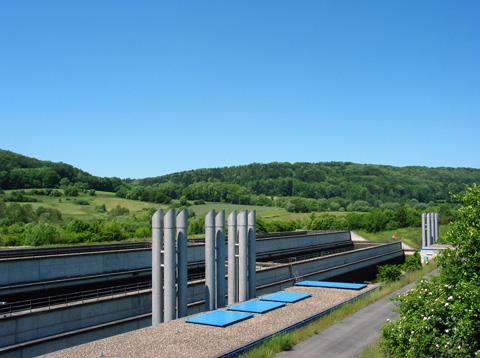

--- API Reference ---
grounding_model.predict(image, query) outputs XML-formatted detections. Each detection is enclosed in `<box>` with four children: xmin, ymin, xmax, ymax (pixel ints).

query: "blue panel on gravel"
<box><xmin>227</xmin><ymin>300</ymin><xmax>285</xmax><ymax>313</ymax></box>
<box><xmin>295</xmin><ymin>281</ymin><xmax>367</xmax><ymax>290</ymax></box>
<box><xmin>185</xmin><ymin>310</ymin><xmax>254</xmax><ymax>327</ymax></box>
<box><xmin>260</xmin><ymin>292</ymin><xmax>311</xmax><ymax>303</ymax></box>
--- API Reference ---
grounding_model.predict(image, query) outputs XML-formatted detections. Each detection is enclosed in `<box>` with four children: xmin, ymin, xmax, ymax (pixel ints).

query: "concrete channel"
<box><xmin>0</xmin><ymin>231</ymin><xmax>405</xmax><ymax>357</ymax></box>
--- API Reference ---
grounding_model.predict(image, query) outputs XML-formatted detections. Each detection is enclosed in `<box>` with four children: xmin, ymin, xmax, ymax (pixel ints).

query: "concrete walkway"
<box><xmin>274</xmin><ymin>270</ymin><xmax>438</xmax><ymax>358</ymax></box>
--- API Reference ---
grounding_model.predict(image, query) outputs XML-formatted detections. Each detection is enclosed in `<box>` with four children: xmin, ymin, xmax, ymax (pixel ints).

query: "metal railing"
<box><xmin>0</xmin><ymin>242</ymin><xmax>152</xmax><ymax>260</ymax></box>
<box><xmin>272</xmin><ymin>246</ymin><xmax>354</xmax><ymax>264</ymax></box>
<box><xmin>0</xmin><ymin>281</ymin><xmax>152</xmax><ymax>317</ymax></box>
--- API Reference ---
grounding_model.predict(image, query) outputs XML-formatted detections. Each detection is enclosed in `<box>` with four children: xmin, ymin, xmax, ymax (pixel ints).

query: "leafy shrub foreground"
<box><xmin>382</xmin><ymin>184</ymin><xmax>480</xmax><ymax>357</ymax></box>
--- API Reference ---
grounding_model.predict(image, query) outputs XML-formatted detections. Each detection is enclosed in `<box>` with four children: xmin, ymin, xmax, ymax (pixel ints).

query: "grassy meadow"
<box><xmin>2</xmin><ymin>189</ymin><xmax>436</xmax><ymax>249</ymax></box>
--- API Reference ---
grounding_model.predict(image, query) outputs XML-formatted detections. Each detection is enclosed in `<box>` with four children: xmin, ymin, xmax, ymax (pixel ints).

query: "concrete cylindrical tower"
<box><xmin>164</xmin><ymin>209</ymin><xmax>176</xmax><ymax>322</ymax></box>
<box><xmin>228</xmin><ymin>211</ymin><xmax>237</xmax><ymax>305</ymax></box>
<box><xmin>216</xmin><ymin>210</ymin><xmax>226</xmax><ymax>308</ymax></box>
<box><xmin>426</xmin><ymin>212</ymin><xmax>432</xmax><ymax>246</ymax></box>
<box><xmin>238</xmin><ymin>210</ymin><xmax>248</xmax><ymax>302</ymax></box>
<box><xmin>205</xmin><ymin>210</ymin><xmax>216</xmax><ymax>310</ymax></box>
<box><xmin>248</xmin><ymin>210</ymin><xmax>256</xmax><ymax>300</ymax></box>
<box><xmin>177</xmin><ymin>209</ymin><xmax>188</xmax><ymax>318</ymax></box>
<box><xmin>151</xmin><ymin>209</ymin><xmax>163</xmax><ymax>325</ymax></box>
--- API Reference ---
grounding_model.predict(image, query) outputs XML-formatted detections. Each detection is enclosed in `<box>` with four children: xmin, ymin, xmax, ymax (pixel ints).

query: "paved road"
<box><xmin>275</xmin><ymin>270</ymin><xmax>438</xmax><ymax>358</ymax></box>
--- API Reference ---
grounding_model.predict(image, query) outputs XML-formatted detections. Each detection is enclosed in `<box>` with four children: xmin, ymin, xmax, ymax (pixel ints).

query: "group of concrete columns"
<box><xmin>152</xmin><ymin>208</ymin><xmax>256</xmax><ymax>326</ymax></box>
<box><xmin>421</xmin><ymin>212</ymin><xmax>439</xmax><ymax>247</ymax></box>
<box><xmin>151</xmin><ymin>209</ymin><xmax>188</xmax><ymax>325</ymax></box>
<box><xmin>227</xmin><ymin>210</ymin><xmax>256</xmax><ymax>307</ymax></box>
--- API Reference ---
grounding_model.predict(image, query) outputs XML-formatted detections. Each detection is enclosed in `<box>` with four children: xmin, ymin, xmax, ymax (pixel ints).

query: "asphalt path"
<box><xmin>274</xmin><ymin>270</ymin><xmax>438</xmax><ymax>358</ymax></box>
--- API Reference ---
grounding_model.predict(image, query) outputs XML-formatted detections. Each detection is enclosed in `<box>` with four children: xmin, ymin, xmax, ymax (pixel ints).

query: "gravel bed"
<box><xmin>43</xmin><ymin>285</ymin><xmax>378</xmax><ymax>358</ymax></box>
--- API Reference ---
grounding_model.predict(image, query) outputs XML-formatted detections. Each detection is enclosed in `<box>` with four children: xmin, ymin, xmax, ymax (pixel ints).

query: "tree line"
<box><xmin>0</xmin><ymin>149</ymin><xmax>122</xmax><ymax>192</ymax></box>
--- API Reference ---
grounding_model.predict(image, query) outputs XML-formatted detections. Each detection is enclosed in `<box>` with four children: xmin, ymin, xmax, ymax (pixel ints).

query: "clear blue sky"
<box><xmin>1</xmin><ymin>1</ymin><xmax>479</xmax><ymax>179</ymax></box>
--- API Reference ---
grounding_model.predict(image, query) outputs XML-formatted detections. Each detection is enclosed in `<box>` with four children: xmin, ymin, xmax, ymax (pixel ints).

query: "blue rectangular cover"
<box><xmin>185</xmin><ymin>310</ymin><xmax>254</xmax><ymax>327</ymax></box>
<box><xmin>260</xmin><ymin>292</ymin><xmax>311</xmax><ymax>303</ymax></box>
<box><xmin>227</xmin><ymin>300</ymin><xmax>285</xmax><ymax>313</ymax></box>
<box><xmin>295</xmin><ymin>281</ymin><xmax>367</xmax><ymax>290</ymax></box>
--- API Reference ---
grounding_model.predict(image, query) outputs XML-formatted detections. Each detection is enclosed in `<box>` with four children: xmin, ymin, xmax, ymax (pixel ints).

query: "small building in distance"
<box><xmin>420</xmin><ymin>243</ymin><xmax>453</xmax><ymax>263</ymax></box>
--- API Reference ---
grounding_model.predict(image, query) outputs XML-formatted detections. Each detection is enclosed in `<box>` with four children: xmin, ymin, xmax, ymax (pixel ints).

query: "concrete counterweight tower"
<box><xmin>421</xmin><ymin>211</ymin><xmax>440</xmax><ymax>248</ymax></box>
<box><xmin>227</xmin><ymin>210</ymin><xmax>256</xmax><ymax>306</ymax></box>
<box><xmin>206</xmin><ymin>209</ymin><xmax>256</xmax><ymax>310</ymax></box>
<box><xmin>151</xmin><ymin>209</ymin><xmax>188</xmax><ymax>325</ymax></box>
<box><xmin>152</xmin><ymin>208</ymin><xmax>257</xmax><ymax>326</ymax></box>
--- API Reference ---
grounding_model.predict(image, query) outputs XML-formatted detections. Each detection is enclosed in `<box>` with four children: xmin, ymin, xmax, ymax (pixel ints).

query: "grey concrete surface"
<box><xmin>275</xmin><ymin>270</ymin><xmax>439</xmax><ymax>358</ymax></box>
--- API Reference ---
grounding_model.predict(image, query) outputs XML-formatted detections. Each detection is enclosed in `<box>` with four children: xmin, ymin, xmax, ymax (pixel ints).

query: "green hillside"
<box><xmin>2</xmin><ymin>149</ymin><xmax>480</xmax><ymax>213</ymax></box>
<box><xmin>1</xmin><ymin>148</ymin><xmax>472</xmax><ymax>247</ymax></box>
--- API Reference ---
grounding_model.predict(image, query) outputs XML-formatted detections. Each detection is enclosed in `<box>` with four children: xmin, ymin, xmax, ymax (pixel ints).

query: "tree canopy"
<box><xmin>382</xmin><ymin>184</ymin><xmax>480</xmax><ymax>357</ymax></box>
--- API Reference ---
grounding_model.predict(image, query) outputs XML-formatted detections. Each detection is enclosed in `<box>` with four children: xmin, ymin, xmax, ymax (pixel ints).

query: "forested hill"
<box><xmin>2</xmin><ymin>149</ymin><xmax>480</xmax><ymax>211</ymax></box>
<box><xmin>134</xmin><ymin>162</ymin><xmax>480</xmax><ymax>207</ymax></box>
<box><xmin>0</xmin><ymin>149</ymin><xmax>122</xmax><ymax>191</ymax></box>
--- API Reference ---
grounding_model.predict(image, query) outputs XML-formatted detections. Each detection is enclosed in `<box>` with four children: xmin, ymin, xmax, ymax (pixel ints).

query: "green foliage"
<box><xmin>438</xmin><ymin>184</ymin><xmax>480</xmax><ymax>286</ymax></box>
<box><xmin>285</xmin><ymin>202</ymin><xmax>296</xmax><ymax>212</ymax></box>
<box><xmin>376</xmin><ymin>264</ymin><xmax>403</xmax><ymax>283</ymax></box>
<box><xmin>67</xmin><ymin>218</ymin><xmax>91</xmax><ymax>233</ymax></box>
<box><xmin>188</xmin><ymin>217</ymin><xmax>205</xmax><ymax>235</ymax></box>
<box><xmin>382</xmin><ymin>184</ymin><xmax>480</xmax><ymax>357</ymax></box>
<box><xmin>64</xmin><ymin>186</ymin><xmax>78</xmax><ymax>196</ymax></box>
<box><xmin>108</xmin><ymin>205</ymin><xmax>130</xmax><ymax>218</ymax></box>
<box><xmin>402</xmin><ymin>252</ymin><xmax>422</xmax><ymax>272</ymax></box>
<box><xmin>0</xmin><ymin>149</ymin><xmax>122</xmax><ymax>192</ymax></box>
<box><xmin>136</xmin><ymin>162</ymin><xmax>480</xmax><ymax>208</ymax></box>
<box><xmin>3</xmin><ymin>190</ymin><xmax>38</xmax><ymax>202</ymax></box>
<box><xmin>179</xmin><ymin>195</ymin><xmax>189</xmax><ymax>206</ymax></box>
<box><xmin>5</xmin><ymin>202</ymin><xmax>35</xmax><ymax>223</ymax></box>
<box><xmin>24</xmin><ymin>221</ymin><xmax>61</xmax><ymax>246</ymax></box>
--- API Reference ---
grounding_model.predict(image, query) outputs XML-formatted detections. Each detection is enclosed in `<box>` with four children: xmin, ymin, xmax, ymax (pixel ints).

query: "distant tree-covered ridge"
<box><xmin>0</xmin><ymin>149</ymin><xmax>123</xmax><ymax>191</ymax></box>
<box><xmin>130</xmin><ymin>162</ymin><xmax>480</xmax><ymax>209</ymax></box>
<box><xmin>2</xmin><ymin>149</ymin><xmax>480</xmax><ymax>212</ymax></box>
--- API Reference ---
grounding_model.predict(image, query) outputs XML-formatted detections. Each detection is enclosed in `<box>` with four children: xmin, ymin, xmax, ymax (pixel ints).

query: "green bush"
<box><xmin>108</xmin><ymin>205</ymin><xmax>130</xmax><ymax>218</ymax></box>
<box><xmin>67</xmin><ymin>218</ymin><xmax>91</xmax><ymax>233</ymax></box>
<box><xmin>64</xmin><ymin>186</ymin><xmax>78</xmax><ymax>197</ymax></box>
<box><xmin>402</xmin><ymin>252</ymin><xmax>422</xmax><ymax>272</ymax></box>
<box><xmin>376</xmin><ymin>264</ymin><xmax>403</xmax><ymax>283</ymax></box>
<box><xmin>24</xmin><ymin>221</ymin><xmax>61</xmax><ymax>246</ymax></box>
<box><xmin>382</xmin><ymin>184</ymin><xmax>480</xmax><ymax>357</ymax></box>
<box><xmin>98</xmin><ymin>221</ymin><xmax>125</xmax><ymax>241</ymax></box>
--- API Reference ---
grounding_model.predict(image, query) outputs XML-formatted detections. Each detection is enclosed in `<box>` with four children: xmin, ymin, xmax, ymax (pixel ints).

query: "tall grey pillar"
<box><xmin>426</xmin><ymin>212</ymin><xmax>432</xmax><ymax>246</ymax></box>
<box><xmin>205</xmin><ymin>210</ymin><xmax>216</xmax><ymax>310</ymax></box>
<box><xmin>228</xmin><ymin>211</ymin><xmax>237</xmax><ymax>305</ymax></box>
<box><xmin>248</xmin><ymin>211</ymin><xmax>256</xmax><ymax>300</ymax></box>
<box><xmin>421</xmin><ymin>213</ymin><xmax>427</xmax><ymax>248</ymax></box>
<box><xmin>238</xmin><ymin>210</ymin><xmax>248</xmax><ymax>302</ymax></box>
<box><xmin>216</xmin><ymin>210</ymin><xmax>226</xmax><ymax>308</ymax></box>
<box><xmin>152</xmin><ymin>209</ymin><xmax>163</xmax><ymax>325</ymax></box>
<box><xmin>177</xmin><ymin>209</ymin><xmax>188</xmax><ymax>318</ymax></box>
<box><xmin>164</xmin><ymin>209</ymin><xmax>176</xmax><ymax>322</ymax></box>
<box><xmin>434</xmin><ymin>212</ymin><xmax>439</xmax><ymax>241</ymax></box>
<box><xmin>430</xmin><ymin>213</ymin><xmax>435</xmax><ymax>245</ymax></box>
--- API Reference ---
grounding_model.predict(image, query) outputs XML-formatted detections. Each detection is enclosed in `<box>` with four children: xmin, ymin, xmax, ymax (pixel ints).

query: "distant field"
<box><xmin>4</xmin><ymin>190</ymin><xmax>294</xmax><ymax>222</ymax></box>
<box><xmin>184</xmin><ymin>202</ymin><xmax>286</xmax><ymax>218</ymax></box>
<box><xmin>6</xmin><ymin>190</ymin><xmax>168</xmax><ymax>221</ymax></box>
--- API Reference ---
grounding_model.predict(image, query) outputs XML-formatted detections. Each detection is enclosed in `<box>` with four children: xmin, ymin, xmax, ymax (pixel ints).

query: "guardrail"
<box><xmin>272</xmin><ymin>246</ymin><xmax>354</xmax><ymax>264</ymax></box>
<box><xmin>0</xmin><ymin>242</ymin><xmax>153</xmax><ymax>260</ymax></box>
<box><xmin>0</xmin><ymin>281</ymin><xmax>152</xmax><ymax>317</ymax></box>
